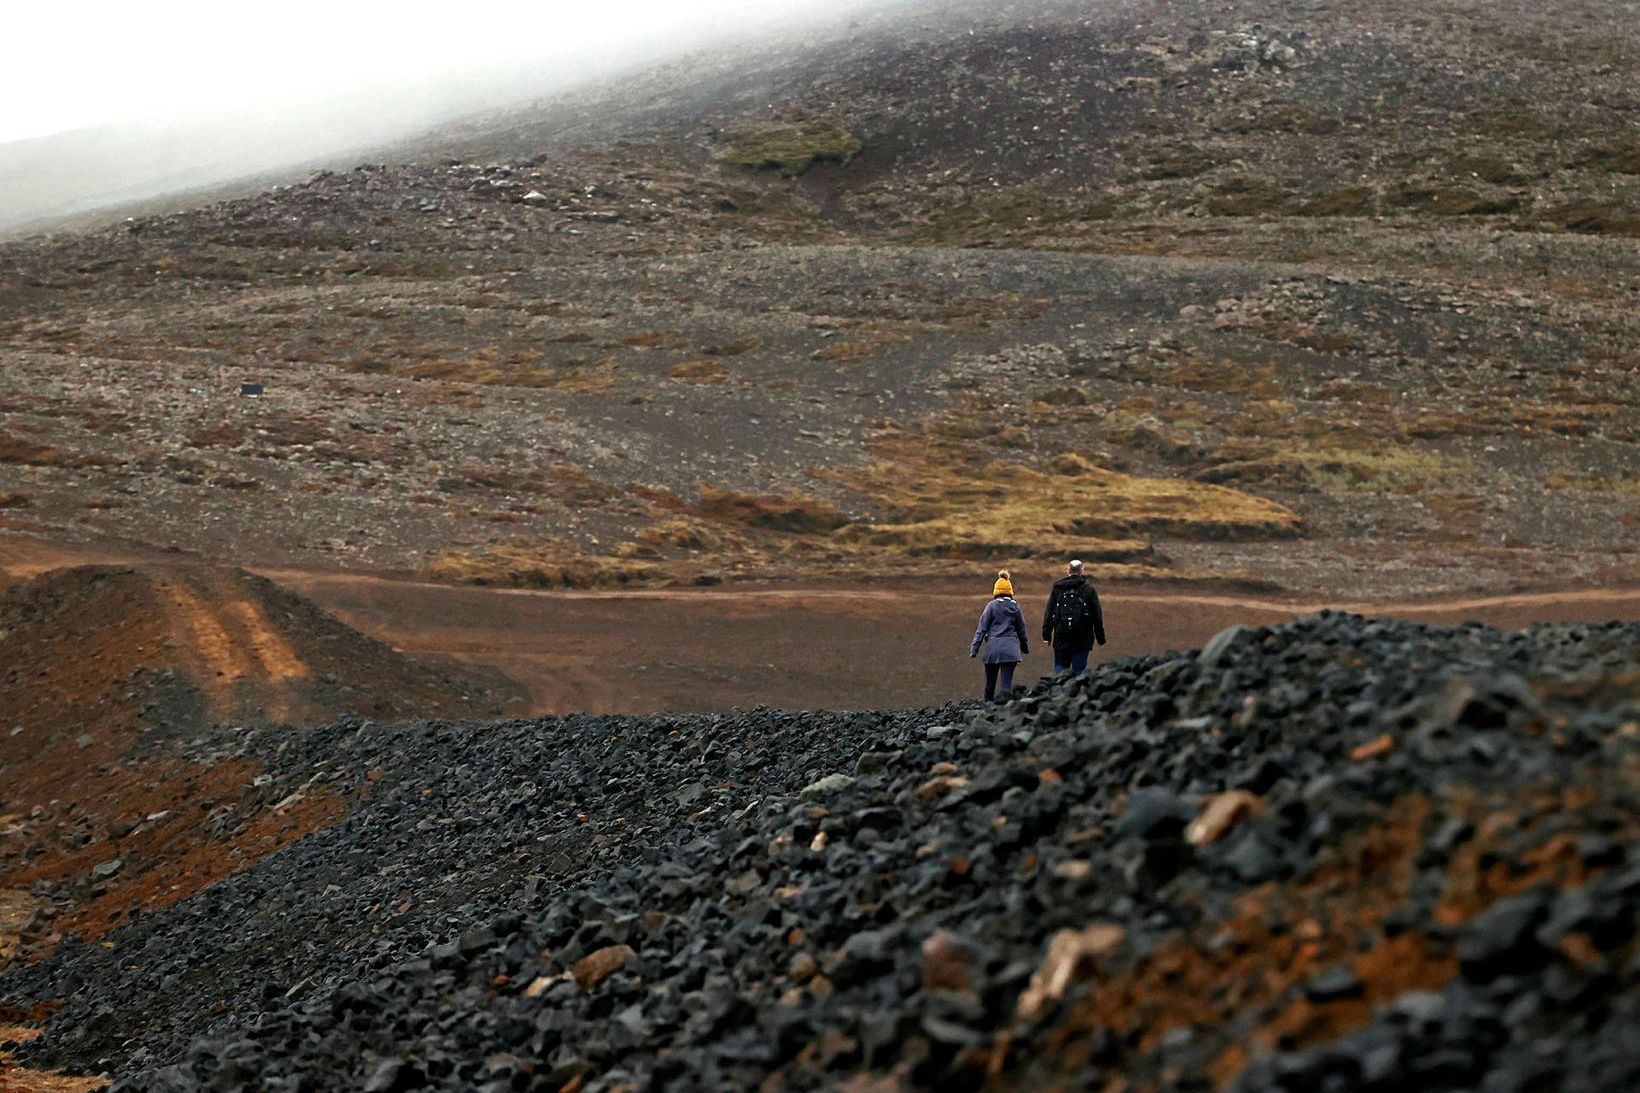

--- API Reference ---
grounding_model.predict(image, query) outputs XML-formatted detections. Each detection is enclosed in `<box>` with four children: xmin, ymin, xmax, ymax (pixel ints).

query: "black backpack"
<box><xmin>1055</xmin><ymin>585</ymin><xmax>1091</xmax><ymax>640</ymax></box>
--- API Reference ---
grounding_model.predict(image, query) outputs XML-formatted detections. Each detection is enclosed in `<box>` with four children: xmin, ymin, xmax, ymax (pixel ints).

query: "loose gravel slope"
<box><xmin>6</xmin><ymin>613</ymin><xmax>1639</xmax><ymax>1090</ymax></box>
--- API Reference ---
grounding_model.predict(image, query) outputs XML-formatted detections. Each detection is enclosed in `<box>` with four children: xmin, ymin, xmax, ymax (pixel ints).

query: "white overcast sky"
<box><xmin>0</xmin><ymin>0</ymin><xmax>847</xmax><ymax>144</ymax></box>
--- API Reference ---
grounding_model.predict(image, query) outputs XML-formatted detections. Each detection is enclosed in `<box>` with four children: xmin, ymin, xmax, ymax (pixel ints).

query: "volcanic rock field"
<box><xmin>4</xmin><ymin>611</ymin><xmax>1638</xmax><ymax>1090</ymax></box>
<box><xmin>2</xmin><ymin>0</ymin><xmax>1639</xmax><ymax>1089</ymax></box>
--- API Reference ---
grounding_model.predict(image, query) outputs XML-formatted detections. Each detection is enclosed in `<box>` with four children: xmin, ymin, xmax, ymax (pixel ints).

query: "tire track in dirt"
<box><xmin>156</xmin><ymin>577</ymin><xmax>249</xmax><ymax>687</ymax></box>
<box><xmin>0</xmin><ymin>555</ymin><xmax>518</xmax><ymax>1068</ymax></box>
<box><xmin>150</xmin><ymin>569</ymin><xmax>310</xmax><ymax>720</ymax></box>
<box><xmin>219</xmin><ymin>592</ymin><xmax>309</xmax><ymax>683</ymax></box>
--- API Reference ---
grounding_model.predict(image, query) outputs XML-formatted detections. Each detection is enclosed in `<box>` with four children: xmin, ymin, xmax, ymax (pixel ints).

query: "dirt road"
<box><xmin>276</xmin><ymin>571</ymin><xmax>1640</xmax><ymax>715</ymax></box>
<box><xmin>5</xmin><ymin>534</ymin><xmax>1638</xmax><ymax>715</ymax></box>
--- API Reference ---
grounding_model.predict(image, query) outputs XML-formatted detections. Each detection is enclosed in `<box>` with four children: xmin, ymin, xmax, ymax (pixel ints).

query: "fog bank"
<box><xmin>0</xmin><ymin>0</ymin><xmax>887</xmax><ymax>237</ymax></box>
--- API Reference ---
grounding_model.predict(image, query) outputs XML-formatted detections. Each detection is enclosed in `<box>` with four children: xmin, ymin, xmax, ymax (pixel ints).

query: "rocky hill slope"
<box><xmin>4</xmin><ymin>613</ymin><xmax>1637</xmax><ymax>1089</ymax></box>
<box><xmin>0</xmin><ymin>0</ymin><xmax>1633</xmax><ymax>599</ymax></box>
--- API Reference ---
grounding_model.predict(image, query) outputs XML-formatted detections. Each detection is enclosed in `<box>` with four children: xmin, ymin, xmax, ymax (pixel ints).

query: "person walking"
<box><xmin>1042</xmin><ymin>558</ymin><xmax>1105</xmax><ymax>675</ymax></box>
<box><xmin>969</xmin><ymin>569</ymin><xmax>1029</xmax><ymax>700</ymax></box>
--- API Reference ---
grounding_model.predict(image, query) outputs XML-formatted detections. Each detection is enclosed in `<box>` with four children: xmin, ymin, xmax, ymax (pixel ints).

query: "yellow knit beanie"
<box><xmin>992</xmin><ymin>569</ymin><xmax>1014</xmax><ymax>597</ymax></box>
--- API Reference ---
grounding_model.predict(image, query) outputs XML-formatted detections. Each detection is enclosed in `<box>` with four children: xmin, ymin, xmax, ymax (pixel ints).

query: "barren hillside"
<box><xmin>1</xmin><ymin>0</ymin><xmax>1635</xmax><ymax>599</ymax></box>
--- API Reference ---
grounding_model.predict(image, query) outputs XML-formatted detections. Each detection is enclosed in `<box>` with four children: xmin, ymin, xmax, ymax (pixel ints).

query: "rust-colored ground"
<box><xmin>275</xmin><ymin>568</ymin><xmax>1640</xmax><ymax>715</ymax></box>
<box><xmin>0</xmin><ymin>560</ymin><xmax>520</xmax><ymax>957</ymax></box>
<box><xmin>0</xmin><ymin>1024</ymin><xmax>106</xmax><ymax>1092</ymax></box>
<box><xmin>997</xmin><ymin>776</ymin><xmax>1640</xmax><ymax>1091</ymax></box>
<box><xmin>0</xmin><ymin>555</ymin><xmax>527</xmax><ymax>1090</ymax></box>
<box><xmin>4</xmin><ymin>532</ymin><xmax>1637</xmax><ymax>716</ymax></box>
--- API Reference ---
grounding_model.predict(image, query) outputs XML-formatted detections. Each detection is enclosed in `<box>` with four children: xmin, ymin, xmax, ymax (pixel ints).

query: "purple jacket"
<box><xmin>970</xmin><ymin>596</ymin><xmax>1029</xmax><ymax>664</ymax></box>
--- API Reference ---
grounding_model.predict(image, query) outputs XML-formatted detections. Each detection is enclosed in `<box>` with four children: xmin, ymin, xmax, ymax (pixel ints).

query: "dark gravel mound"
<box><xmin>10</xmin><ymin>613</ymin><xmax>1640</xmax><ymax>1091</ymax></box>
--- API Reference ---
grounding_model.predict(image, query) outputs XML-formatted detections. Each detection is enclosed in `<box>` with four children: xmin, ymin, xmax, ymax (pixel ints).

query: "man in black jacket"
<box><xmin>1041</xmin><ymin>559</ymin><xmax>1106</xmax><ymax>674</ymax></box>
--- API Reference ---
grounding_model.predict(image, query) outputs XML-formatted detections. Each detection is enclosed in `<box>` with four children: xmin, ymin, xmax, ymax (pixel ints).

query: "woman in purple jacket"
<box><xmin>969</xmin><ymin>570</ymin><xmax>1030</xmax><ymax>700</ymax></box>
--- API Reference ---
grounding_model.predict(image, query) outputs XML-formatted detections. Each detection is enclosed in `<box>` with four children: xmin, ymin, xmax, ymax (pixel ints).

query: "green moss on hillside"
<box><xmin>720</xmin><ymin>122</ymin><xmax>862</xmax><ymax>177</ymax></box>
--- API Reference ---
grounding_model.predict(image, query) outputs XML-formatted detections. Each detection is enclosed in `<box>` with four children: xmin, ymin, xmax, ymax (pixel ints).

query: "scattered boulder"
<box><xmin>571</xmin><ymin>945</ymin><xmax>636</xmax><ymax>991</ymax></box>
<box><xmin>1016</xmin><ymin>925</ymin><xmax>1125</xmax><ymax>1020</ymax></box>
<box><xmin>1186</xmin><ymin>790</ymin><xmax>1262</xmax><ymax>846</ymax></box>
<box><xmin>801</xmin><ymin>773</ymin><xmax>855</xmax><ymax>796</ymax></box>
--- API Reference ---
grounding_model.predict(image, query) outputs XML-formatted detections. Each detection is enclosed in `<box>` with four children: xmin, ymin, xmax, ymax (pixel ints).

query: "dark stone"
<box><xmin>457</xmin><ymin>928</ymin><xmax>494</xmax><ymax>958</ymax></box>
<box><xmin>1306</xmin><ymin>964</ymin><xmax>1364</xmax><ymax>1002</ymax></box>
<box><xmin>1116</xmin><ymin>787</ymin><xmax>1192</xmax><ymax>841</ymax></box>
<box><xmin>1231</xmin><ymin>757</ymin><xmax>1288</xmax><ymax>795</ymax></box>
<box><xmin>1458</xmin><ymin>890</ymin><xmax>1553</xmax><ymax>980</ymax></box>
<box><xmin>363</xmin><ymin>1060</ymin><xmax>426</xmax><ymax>1092</ymax></box>
<box><xmin>854</xmin><ymin>750</ymin><xmax>902</xmax><ymax>775</ymax></box>
<box><xmin>7</xmin><ymin>614</ymin><xmax>1636</xmax><ymax>1093</ymax></box>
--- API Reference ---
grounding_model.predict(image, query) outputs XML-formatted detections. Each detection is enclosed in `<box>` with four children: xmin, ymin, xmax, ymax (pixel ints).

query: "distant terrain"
<box><xmin>0</xmin><ymin>72</ymin><xmax>560</xmax><ymax>238</ymax></box>
<box><xmin>1</xmin><ymin>0</ymin><xmax>1636</xmax><ymax>602</ymax></box>
<box><xmin>0</xmin><ymin>4</ymin><xmax>888</xmax><ymax>238</ymax></box>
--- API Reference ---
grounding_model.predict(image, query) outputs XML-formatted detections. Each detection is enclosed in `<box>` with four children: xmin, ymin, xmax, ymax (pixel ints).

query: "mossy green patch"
<box><xmin>1143</xmin><ymin>146</ymin><xmax>1218</xmax><ymax>180</ymax></box>
<box><xmin>1206</xmin><ymin>177</ymin><xmax>1289</xmax><ymax>217</ymax></box>
<box><xmin>923</xmin><ymin>187</ymin><xmax>1122</xmax><ymax>245</ymax></box>
<box><xmin>1200</xmin><ymin>443</ymin><xmax>1467</xmax><ymax>494</ymax></box>
<box><xmin>1389</xmin><ymin>186</ymin><xmax>1525</xmax><ymax>216</ymax></box>
<box><xmin>1537</xmin><ymin>200</ymin><xmax>1640</xmax><ymax>238</ymax></box>
<box><xmin>1105</xmin><ymin>415</ymin><xmax>1204</xmax><ymax>464</ymax></box>
<box><xmin>668</xmin><ymin>360</ymin><xmax>729</xmax><ymax>383</ymax></box>
<box><xmin>1449</xmin><ymin>155</ymin><xmax>1528</xmax><ymax>185</ymax></box>
<box><xmin>427</xmin><ymin>544</ymin><xmax>661</xmax><ymax>588</ymax></box>
<box><xmin>822</xmin><ymin>437</ymin><xmax>1300</xmax><ymax>557</ymax></box>
<box><xmin>695</xmin><ymin>486</ymin><xmax>848</xmax><ymax>535</ymax></box>
<box><xmin>719</xmin><ymin>122</ymin><xmax>861</xmax><ymax>177</ymax></box>
<box><xmin>1298</xmin><ymin>186</ymin><xmax>1375</xmax><ymax>217</ymax></box>
<box><xmin>1544</xmin><ymin>472</ymin><xmax>1640</xmax><ymax>496</ymax></box>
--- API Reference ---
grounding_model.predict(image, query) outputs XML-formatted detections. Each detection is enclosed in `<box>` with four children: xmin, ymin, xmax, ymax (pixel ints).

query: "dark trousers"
<box><xmin>983</xmin><ymin>661</ymin><xmax>1017</xmax><ymax>700</ymax></box>
<box><xmin>1053</xmin><ymin>648</ymin><xmax>1090</xmax><ymax>675</ymax></box>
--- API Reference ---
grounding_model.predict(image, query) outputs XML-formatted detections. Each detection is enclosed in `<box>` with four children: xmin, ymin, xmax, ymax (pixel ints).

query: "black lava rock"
<box><xmin>4</xmin><ymin>615</ymin><xmax>1637</xmax><ymax>1093</ymax></box>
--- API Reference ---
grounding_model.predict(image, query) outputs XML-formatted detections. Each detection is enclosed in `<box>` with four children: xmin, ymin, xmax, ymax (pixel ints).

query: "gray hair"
<box><xmin>1068</xmin><ymin>559</ymin><xmax>1083</xmax><ymax>572</ymax></box>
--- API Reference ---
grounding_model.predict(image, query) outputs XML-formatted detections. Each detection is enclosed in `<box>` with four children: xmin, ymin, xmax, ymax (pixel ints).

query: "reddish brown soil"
<box><xmin>1001</xmin><ymin>778</ymin><xmax>1640</xmax><ymax>1091</ymax></box>
<box><xmin>0</xmin><ymin>1024</ymin><xmax>106</xmax><ymax>1092</ymax></box>
<box><xmin>4</xmin><ymin>759</ymin><xmax>344</xmax><ymax>944</ymax></box>
<box><xmin>0</xmin><ymin>561</ymin><xmax>522</xmax><ymax>967</ymax></box>
<box><xmin>273</xmin><ymin>566</ymin><xmax>1640</xmax><ymax>714</ymax></box>
<box><xmin>4</xmin><ymin>533</ymin><xmax>1637</xmax><ymax>716</ymax></box>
